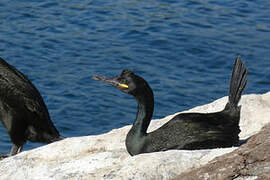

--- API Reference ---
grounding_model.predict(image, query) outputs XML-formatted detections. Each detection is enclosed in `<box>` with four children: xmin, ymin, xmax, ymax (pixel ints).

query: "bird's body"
<box><xmin>93</xmin><ymin>56</ymin><xmax>247</xmax><ymax>156</ymax></box>
<box><xmin>130</xmin><ymin>110</ymin><xmax>240</xmax><ymax>155</ymax></box>
<box><xmin>0</xmin><ymin>57</ymin><xmax>63</xmax><ymax>159</ymax></box>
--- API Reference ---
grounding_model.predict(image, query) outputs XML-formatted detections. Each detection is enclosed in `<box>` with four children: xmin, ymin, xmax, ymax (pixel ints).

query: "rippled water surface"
<box><xmin>0</xmin><ymin>0</ymin><xmax>270</xmax><ymax>153</ymax></box>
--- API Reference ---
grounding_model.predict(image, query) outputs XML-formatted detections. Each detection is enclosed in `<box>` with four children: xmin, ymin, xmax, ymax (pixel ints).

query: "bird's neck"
<box><xmin>131</xmin><ymin>91</ymin><xmax>154</xmax><ymax>136</ymax></box>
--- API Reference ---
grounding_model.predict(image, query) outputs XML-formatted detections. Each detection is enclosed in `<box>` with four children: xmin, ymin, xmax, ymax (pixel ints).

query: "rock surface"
<box><xmin>173</xmin><ymin>123</ymin><xmax>270</xmax><ymax>180</ymax></box>
<box><xmin>0</xmin><ymin>92</ymin><xmax>270</xmax><ymax>180</ymax></box>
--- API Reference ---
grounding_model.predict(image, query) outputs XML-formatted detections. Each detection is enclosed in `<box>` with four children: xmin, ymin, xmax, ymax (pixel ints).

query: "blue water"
<box><xmin>0</xmin><ymin>0</ymin><xmax>270</xmax><ymax>153</ymax></box>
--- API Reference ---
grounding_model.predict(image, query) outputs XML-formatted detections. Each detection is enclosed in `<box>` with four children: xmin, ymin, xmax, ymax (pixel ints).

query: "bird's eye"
<box><xmin>123</xmin><ymin>80</ymin><xmax>128</xmax><ymax>85</ymax></box>
<box><xmin>120</xmin><ymin>78</ymin><xmax>128</xmax><ymax>84</ymax></box>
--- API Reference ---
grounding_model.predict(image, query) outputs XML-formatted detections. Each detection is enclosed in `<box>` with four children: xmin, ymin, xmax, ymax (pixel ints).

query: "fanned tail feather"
<box><xmin>226</xmin><ymin>56</ymin><xmax>248</xmax><ymax>110</ymax></box>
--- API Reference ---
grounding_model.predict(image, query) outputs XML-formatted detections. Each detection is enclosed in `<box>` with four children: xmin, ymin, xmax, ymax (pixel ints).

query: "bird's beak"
<box><xmin>92</xmin><ymin>75</ymin><xmax>129</xmax><ymax>89</ymax></box>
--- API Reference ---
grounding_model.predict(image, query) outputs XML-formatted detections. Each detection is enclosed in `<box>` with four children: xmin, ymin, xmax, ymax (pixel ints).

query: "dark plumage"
<box><xmin>93</xmin><ymin>56</ymin><xmax>248</xmax><ymax>156</ymax></box>
<box><xmin>0</xmin><ymin>57</ymin><xmax>64</xmax><ymax>159</ymax></box>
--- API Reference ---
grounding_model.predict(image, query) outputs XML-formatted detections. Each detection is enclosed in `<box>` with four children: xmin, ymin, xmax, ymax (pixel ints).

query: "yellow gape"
<box><xmin>119</xmin><ymin>84</ymin><xmax>129</xmax><ymax>88</ymax></box>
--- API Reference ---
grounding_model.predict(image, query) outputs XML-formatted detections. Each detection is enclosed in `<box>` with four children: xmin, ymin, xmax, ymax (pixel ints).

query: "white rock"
<box><xmin>0</xmin><ymin>92</ymin><xmax>270</xmax><ymax>180</ymax></box>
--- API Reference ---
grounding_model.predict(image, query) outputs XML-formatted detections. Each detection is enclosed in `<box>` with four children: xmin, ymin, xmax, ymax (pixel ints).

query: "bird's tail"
<box><xmin>49</xmin><ymin>135</ymin><xmax>66</xmax><ymax>143</ymax></box>
<box><xmin>224</xmin><ymin>56</ymin><xmax>248</xmax><ymax>111</ymax></box>
<box><xmin>56</xmin><ymin>135</ymin><xmax>65</xmax><ymax>141</ymax></box>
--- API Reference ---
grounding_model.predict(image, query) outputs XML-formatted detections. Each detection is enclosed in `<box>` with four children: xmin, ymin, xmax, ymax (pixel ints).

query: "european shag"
<box><xmin>0</xmin><ymin>57</ymin><xmax>64</xmax><ymax>160</ymax></box>
<box><xmin>93</xmin><ymin>56</ymin><xmax>248</xmax><ymax>156</ymax></box>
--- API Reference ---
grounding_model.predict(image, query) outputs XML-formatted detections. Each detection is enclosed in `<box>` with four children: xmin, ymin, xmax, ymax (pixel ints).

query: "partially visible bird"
<box><xmin>0</xmin><ymin>57</ymin><xmax>64</xmax><ymax>159</ymax></box>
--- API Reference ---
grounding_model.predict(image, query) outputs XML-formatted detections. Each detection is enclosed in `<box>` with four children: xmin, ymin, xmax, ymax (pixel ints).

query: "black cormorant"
<box><xmin>93</xmin><ymin>56</ymin><xmax>248</xmax><ymax>156</ymax></box>
<box><xmin>0</xmin><ymin>57</ymin><xmax>64</xmax><ymax>159</ymax></box>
